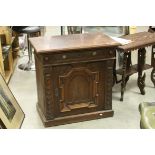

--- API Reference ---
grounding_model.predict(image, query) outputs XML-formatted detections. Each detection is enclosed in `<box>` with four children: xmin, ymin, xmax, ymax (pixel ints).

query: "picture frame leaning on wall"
<box><xmin>0</xmin><ymin>73</ymin><xmax>25</xmax><ymax>129</ymax></box>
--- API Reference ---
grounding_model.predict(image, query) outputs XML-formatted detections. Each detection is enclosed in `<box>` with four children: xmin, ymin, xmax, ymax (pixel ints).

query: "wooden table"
<box><xmin>115</xmin><ymin>32</ymin><xmax>155</xmax><ymax>101</ymax></box>
<box><xmin>29</xmin><ymin>33</ymin><xmax>120</xmax><ymax>127</ymax></box>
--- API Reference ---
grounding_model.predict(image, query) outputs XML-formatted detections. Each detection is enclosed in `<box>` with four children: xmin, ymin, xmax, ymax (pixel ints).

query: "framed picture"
<box><xmin>0</xmin><ymin>73</ymin><xmax>25</xmax><ymax>129</ymax></box>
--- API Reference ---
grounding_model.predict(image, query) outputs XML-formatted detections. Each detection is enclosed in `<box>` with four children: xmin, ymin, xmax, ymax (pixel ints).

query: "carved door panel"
<box><xmin>52</xmin><ymin>61</ymin><xmax>107</xmax><ymax>117</ymax></box>
<box><xmin>59</xmin><ymin>67</ymin><xmax>99</xmax><ymax>112</ymax></box>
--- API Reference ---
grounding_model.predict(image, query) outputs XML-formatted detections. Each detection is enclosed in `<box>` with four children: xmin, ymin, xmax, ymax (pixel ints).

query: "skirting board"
<box><xmin>37</xmin><ymin>104</ymin><xmax>114</xmax><ymax>127</ymax></box>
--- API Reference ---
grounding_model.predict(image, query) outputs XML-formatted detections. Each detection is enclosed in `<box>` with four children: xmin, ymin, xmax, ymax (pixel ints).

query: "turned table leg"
<box><xmin>125</xmin><ymin>52</ymin><xmax>132</xmax><ymax>86</ymax></box>
<box><xmin>137</xmin><ymin>48</ymin><xmax>146</xmax><ymax>95</ymax></box>
<box><xmin>120</xmin><ymin>52</ymin><xmax>127</xmax><ymax>101</ymax></box>
<box><xmin>112</xmin><ymin>50</ymin><xmax>117</xmax><ymax>86</ymax></box>
<box><xmin>125</xmin><ymin>76</ymin><xmax>130</xmax><ymax>85</ymax></box>
<box><xmin>151</xmin><ymin>45</ymin><xmax>155</xmax><ymax>87</ymax></box>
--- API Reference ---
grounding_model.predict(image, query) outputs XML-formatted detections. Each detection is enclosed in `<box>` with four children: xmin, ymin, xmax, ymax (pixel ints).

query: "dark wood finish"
<box><xmin>29</xmin><ymin>33</ymin><xmax>119</xmax><ymax>127</ymax></box>
<box><xmin>120</xmin><ymin>52</ymin><xmax>127</xmax><ymax>101</ymax></box>
<box><xmin>29</xmin><ymin>33</ymin><xmax>120</xmax><ymax>53</ymax></box>
<box><xmin>137</xmin><ymin>48</ymin><xmax>146</xmax><ymax>95</ymax></box>
<box><xmin>116</xmin><ymin>64</ymin><xmax>151</xmax><ymax>76</ymax></box>
<box><xmin>116</xmin><ymin>32</ymin><xmax>155</xmax><ymax>101</ymax></box>
<box><xmin>148</xmin><ymin>27</ymin><xmax>155</xmax><ymax>87</ymax></box>
<box><xmin>118</xmin><ymin>32</ymin><xmax>155</xmax><ymax>51</ymax></box>
<box><xmin>151</xmin><ymin>45</ymin><xmax>155</xmax><ymax>87</ymax></box>
<box><xmin>37</xmin><ymin>105</ymin><xmax>114</xmax><ymax>127</ymax></box>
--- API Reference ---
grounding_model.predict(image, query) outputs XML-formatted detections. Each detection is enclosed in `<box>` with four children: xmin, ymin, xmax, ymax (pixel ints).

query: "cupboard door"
<box><xmin>59</xmin><ymin>67</ymin><xmax>99</xmax><ymax>112</ymax></box>
<box><xmin>52</xmin><ymin>61</ymin><xmax>107</xmax><ymax>117</ymax></box>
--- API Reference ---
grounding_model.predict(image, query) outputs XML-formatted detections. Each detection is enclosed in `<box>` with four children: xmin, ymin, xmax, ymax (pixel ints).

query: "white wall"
<box><xmin>45</xmin><ymin>26</ymin><xmax>61</xmax><ymax>36</ymax></box>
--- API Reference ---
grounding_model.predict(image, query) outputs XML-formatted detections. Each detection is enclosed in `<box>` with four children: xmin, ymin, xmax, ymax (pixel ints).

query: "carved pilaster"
<box><xmin>44</xmin><ymin>71</ymin><xmax>54</xmax><ymax>120</ymax></box>
<box><xmin>105</xmin><ymin>60</ymin><xmax>113</xmax><ymax>109</ymax></box>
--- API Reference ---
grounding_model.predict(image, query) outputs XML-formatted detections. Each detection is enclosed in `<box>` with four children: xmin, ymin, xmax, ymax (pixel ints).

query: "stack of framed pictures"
<box><xmin>0</xmin><ymin>74</ymin><xmax>25</xmax><ymax>129</ymax></box>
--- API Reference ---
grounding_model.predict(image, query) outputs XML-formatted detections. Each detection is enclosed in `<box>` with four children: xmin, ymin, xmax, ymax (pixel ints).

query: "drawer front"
<box><xmin>42</xmin><ymin>49</ymin><xmax>115</xmax><ymax>65</ymax></box>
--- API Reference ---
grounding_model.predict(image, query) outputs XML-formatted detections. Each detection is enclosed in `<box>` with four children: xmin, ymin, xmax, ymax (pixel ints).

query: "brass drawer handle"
<box><xmin>62</xmin><ymin>55</ymin><xmax>67</xmax><ymax>59</ymax></box>
<box><xmin>92</xmin><ymin>52</ymin><xmax>97</xmax><ymax>56</ymax></box>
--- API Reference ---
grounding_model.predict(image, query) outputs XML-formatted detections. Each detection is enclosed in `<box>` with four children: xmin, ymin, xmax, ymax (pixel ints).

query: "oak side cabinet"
<box><xmin>29</xmin><ymin>33</ymin><xmax>120</xmax><ymax>127</ymax></box>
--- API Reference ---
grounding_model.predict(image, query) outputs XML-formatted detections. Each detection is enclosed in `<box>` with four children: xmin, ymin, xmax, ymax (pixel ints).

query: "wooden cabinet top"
<box><xmin>118</xmin><ymin>32</ymin><xmax>155</xmax><ymax>52</ymax></box>
<box><xmin>29</xmin><ymin>33</ymin><xmax>120</xmax><ymax>54</ymax></box>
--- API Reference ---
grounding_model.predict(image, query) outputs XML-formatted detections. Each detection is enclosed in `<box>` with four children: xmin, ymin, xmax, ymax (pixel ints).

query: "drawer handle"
<box><xmin>92</xmin><ymin>52</ymin><xmax>97</xmax><ymax>56</ymax></box>
<box><xmin>109</xmin><ymin>51</ymin><xmax>113</xmax><ymax>55</ymax></box>
<box><xmin>44</xmin><ymin>57</ymin><xmax>49</xmax><ymax>60</ymax></box>
<box><xmin>45</xmin><ymin>74</ymin><xmax>50</xmax><ymax>77</ymax></box>
<box><xmin>62</xmin><ymin>55</ymin><xmax>67</xmax><ymax>59</ymax></box>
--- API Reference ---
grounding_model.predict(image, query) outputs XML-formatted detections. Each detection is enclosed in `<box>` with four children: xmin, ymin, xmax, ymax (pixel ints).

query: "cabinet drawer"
<box><xmin>42</xmin><ymin>49</ymin><xmax>115</xmax><ymax>65</ymax></box>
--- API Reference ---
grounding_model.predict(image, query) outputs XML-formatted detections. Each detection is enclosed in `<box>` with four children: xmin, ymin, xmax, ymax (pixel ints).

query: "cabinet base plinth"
<box><xmin>37</xmin><ymin>104</ymin><xmax>114</xmax><ymax>127</ymax></box>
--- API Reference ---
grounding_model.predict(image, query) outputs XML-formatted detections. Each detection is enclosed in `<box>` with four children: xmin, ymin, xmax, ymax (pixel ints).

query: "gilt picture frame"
<box><xmin>0</xmin><ymin>73</ymin><xmax>25</xmax><ymax>129</ymax></box>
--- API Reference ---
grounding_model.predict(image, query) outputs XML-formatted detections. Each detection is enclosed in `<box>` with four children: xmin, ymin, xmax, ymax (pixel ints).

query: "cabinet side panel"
<box><xmin>35</xmin><ymin>54</ymin><xmax>45</xmax><ymax>115</ymax></box>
